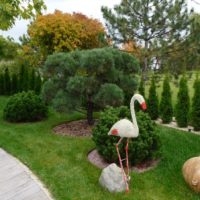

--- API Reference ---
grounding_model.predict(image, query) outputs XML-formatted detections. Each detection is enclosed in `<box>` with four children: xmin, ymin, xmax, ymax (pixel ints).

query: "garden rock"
<box><xmin>99</xmin><ymin>163</ymin><xmax>126</xmax><ymax>192</ymax></box>
<box><xmin>182</xmin><ymin>156</ymin><xmax>200</xmax><ymax>193</ymax></box>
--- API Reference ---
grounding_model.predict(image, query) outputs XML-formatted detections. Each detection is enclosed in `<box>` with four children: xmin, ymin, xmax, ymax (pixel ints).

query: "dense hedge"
<box><xmin>3</xmin><ymin>91</ymin><xmax>48</xmax><ymax>122</ymax></box>
<box><xmin>92</xmin><ymin>106</ymin><xmax>161</xmax><ymax>165</ymax></box>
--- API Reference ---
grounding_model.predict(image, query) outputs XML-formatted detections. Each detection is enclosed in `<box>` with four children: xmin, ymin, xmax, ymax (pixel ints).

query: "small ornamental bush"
<box><xmin>191</xmin><ymin>78</ymin><xmax>200</xmax><ymax>131</ymax></box>
<box><xmin>175</xmin><ymin>76</ymin><xmax>190</xmax><ymax>127</ymax></box>
<box><xmin>3</xmin><ymin>91</ymin><xmax>48</xmax><ymax>122</ymax></box>
<box><xmin>160</xmin><ymin>75</ymin><xmax>173</xmax><ymax>123</ymax></box>
<box><xmin>147</xmin><ymin>76</ymin><xmax>159</xmax><ymax>120</ymax></box>
<box><xmin>92</xmin><ymin>106</ymin><xmax>161</xmax><ymax>165</ymax></box>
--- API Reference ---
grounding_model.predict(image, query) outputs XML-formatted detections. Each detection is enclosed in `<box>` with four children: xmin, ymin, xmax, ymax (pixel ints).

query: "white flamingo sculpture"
<box><xmin>108</xmin><ymin>94</ymin><xmax>147</xmax><ymax>192</ymax></box>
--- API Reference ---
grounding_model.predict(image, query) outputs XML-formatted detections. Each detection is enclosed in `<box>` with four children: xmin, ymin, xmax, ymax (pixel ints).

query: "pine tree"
<box><xmin>0</xmin><ymin>73</ymin><xmax>4</xmax><ymax>95</ymax></box>
<box><xmin>191</xmin><ymin>78</ymin><xmax>200</xmax><ymax>131</ymax></box>
<box><xmin>4</xmin><ymin>68</ymin><xmax>11</xmax><ymax>95</ymax></box>
<box><xmin>160</xmin><ymin>75</ymin><xmax>173</xmax><ymax>123</ymax></box>
<box><xmin>35</xmin><ymin>73</ymin><xmax>42</xmax><ymax>94</ymax></box>
<box><xmin>11</xmin><ymin>73</ymin><xmax>18</xmax><ymax>94</ymax></box>
<box><xmin>175</xmin><ymin>76</ymin><xmax>190</xmax><ymax>127</ymax></box>
<box><xmin>102</xmin><ymin>0</ymin><xmax>191</xmax><ymax>76</ymax></box>
<box><xmin>148</xmin><ymin>76</ymin><xmax>159</xmax><ymax>120</ymax></box>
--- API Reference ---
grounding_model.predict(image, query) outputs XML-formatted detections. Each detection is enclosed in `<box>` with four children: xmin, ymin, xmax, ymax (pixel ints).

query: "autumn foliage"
<box><xmin>28</xmin><ymin>10</ymin><xmax>106</xmax><ymax>55</ymax></box>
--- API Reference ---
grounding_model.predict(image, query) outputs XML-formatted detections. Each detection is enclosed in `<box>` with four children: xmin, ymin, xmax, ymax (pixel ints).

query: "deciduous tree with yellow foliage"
<box><xmin>28</xmin><ymin>10</ymin><xmax>107</xmax><ymax>57</ymax></box>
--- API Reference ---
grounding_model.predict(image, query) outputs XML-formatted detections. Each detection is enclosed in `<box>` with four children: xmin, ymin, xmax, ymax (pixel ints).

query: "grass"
<box><xmin>0</xmin><ymin>96</ymin><xmax>200</xmax><ymax>200</ymax></box>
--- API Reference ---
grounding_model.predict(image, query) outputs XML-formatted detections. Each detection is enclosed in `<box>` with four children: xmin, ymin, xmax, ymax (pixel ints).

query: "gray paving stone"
<box><xmin>0</xmin><ymin>148</ymin><xmax>54</xmax><ymax>200</ymax></box>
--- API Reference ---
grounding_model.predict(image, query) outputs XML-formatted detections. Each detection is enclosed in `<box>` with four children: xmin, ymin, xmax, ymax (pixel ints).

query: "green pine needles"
<box><xmin>175</xmin><ymin>76</ymin><xmax>190</xmax><ymax>127</ymax></box>
<box><xmin>160</xmin><ymin>75</ymin><xmax>173</xmax><ymax>123</ymax></box>
<box><xmin>148</xmin><ymin>76</ymin><xmax>159</xmax><ymax>120</ymax></box>
<box><xmin>191</xmin><ymin>77</ymin><xmax>200</xmax><ymax>131</ymax></box>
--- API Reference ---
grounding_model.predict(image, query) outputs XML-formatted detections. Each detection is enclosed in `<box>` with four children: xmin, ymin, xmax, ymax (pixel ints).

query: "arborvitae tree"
<box><xmin>191</xmin><ymin>78</ymin><xmax>200</xmax><ymax>131</ymax></box>
<box><xmin>175</xmin><ymin>76</ymin><xmax>190</xmax><ymax>127</ymax></box>
<box><xmin>19</xmin><ymin>65</ymin><xmax>25</xmax><ymax>92</ymax></box>
<box><xmin>135</xmin><ymin>76</ymin><xmax>146</xmax><ymax>112</ymax></box>
<box><xmin>35</xmin><ymin>73</ymin><xmax>42</xmax><ymax>94</ymax></box>
<box><xmin>29</xmin><ymin>68</ymin><xmax>35</xmax><ymax>90</ymax></box>
<box><xmin>138</xmin><ymin>76</ymin><xmax>145</xmax><ymax>98</ymax></box>
<box><xmin>11</xmin><ymin>73</ymin><xmax>18</xmax><ymax>94</ymax></box>
<box><xmin>160</xmin><ymin>75</ymin><xmax>173</xmax><ymax>123</ymax></box>
<box><xmin>0</xmin><ymin>73</ymin><xmax>4</xmax><ymax>95</ymax></box>
<box><xmin>4</xmin><ymin>68</ymin><xmax>11</xmax><ymax>95</ymax></box>
<box><xmin>23</xmin><ymin>67</ymin><xmax>29</xmax><ymax>91</ymax></box>
<box><xmin>19</xmin><ymin>64</ymin><xmax>29</xmax><ymax>92</ymax></box>
<box><xmin>148</xmin><ymin>76</ymin><xmax>159</xmax><ymax>120</ymax></box>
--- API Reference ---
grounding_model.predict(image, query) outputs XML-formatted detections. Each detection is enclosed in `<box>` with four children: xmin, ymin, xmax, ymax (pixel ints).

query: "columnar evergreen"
<box><xmin>19</xmin><ymin>65</ymin><xmax>25</xmax><ymax>92</ymax></box>
<box><xmin>160</xmin><ymin>75</ymin><xmax>173</xmax><ymax>123</ymax></box>
<box><xmin>11</xmin><ymin>73</ymin><xmax>18</xmax><ymax>94</ymax></box>
<box><xmin>0</xmin><ymin>74</ymin><xmax>4</xmax><ymax>95</ymax></box>
<box><xmin>0</xmin><ymin>66</ymin><xmax>40</xmax><ymax>96</ymax></box>
<box><xmin>148</xmin><ymin>76</ymin><xmax>159</xmax><ymax>120</ymax></box>
<box><xmin>35</xmin><ymin>73</ymin><xmax>42</xmax><ymax>95</ymax></box>
<box><xmin>4</xmin><ymin>68</ymin><xmax>11</xmax><ymax>95</ymax></box>
<box><xmin>191</xmin><ymin>77</ymin><xmax>200</xmax><ymax>131</ymax></box>
<box><xmin>175</xmin><ymin>76</ymin><xmax>190</xmax><ymax>127</ymax></box>
<box><xmin>138</xmin><ymin>77</ymin><xmax>145</xmax><ymax>98</ymax></box>
<box><xmin>29</xmin><ymin>68</ymin><xmax>35</xmax><ymax>90</ymax></box>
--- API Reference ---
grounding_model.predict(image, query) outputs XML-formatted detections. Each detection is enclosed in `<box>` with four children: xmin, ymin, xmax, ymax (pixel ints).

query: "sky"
<box><xmin>0</xmin><ymin>0</ymin><xmax>200</xmax><ymax>42</ymax></box>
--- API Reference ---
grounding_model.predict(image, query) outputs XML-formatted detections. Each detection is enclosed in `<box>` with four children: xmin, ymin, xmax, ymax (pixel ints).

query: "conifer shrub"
<box><xmin>147</xmin><ymin>76</ymin><xmax>159</xmax><ymax>120</ymax></box>
<box><xmin>175</xmin><ymin>76</ymin><xmax>190</xmax><ymax>127</ymax></box>
<box><xmin>3</xmin><ymin>91</ymin><xmax>47</xmax><ymax>122</ymax></box>
<box><xmin>138</xmin><ymin>77</ymin><xmax>145</xmax><ymax>98</ymax></box>
<box><xmin>191</xmin><ymin>78</ymin><xmax>200</xmax><ymax>131</ymax></box>
<box><xmin>160</xmin><ymin>75</ymin><xmax>173</xmax><ymax>123</ymax></box>
<box><xmin>11</xmin><ymin>73</ymin><xmax>18</xmax><ymax>94</ymax></box>
<box><xmin>4</xmin><ymin>68</ymin><xmax>11</xmax><ymax>95</ymax></box>
<box><xmin>135</xmin><ymin>76</ymin><xmax>145</xmax><ymax>112</ymax></box>
<box><xmin>92</xmin><ymin>106</ymin><xmax>161</xmax><ymax>165</ymax></box>
<box><xmin>0</xmin><ymin>73</ymin><xmax>4</xmax><ymax>95</ymax></box>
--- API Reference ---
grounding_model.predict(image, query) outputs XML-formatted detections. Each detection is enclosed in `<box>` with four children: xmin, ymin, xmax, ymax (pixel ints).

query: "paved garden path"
<box><xmin>0</xmin><ymin>148</ymin><xmax>54</xmax><ymax>200</ymax></box>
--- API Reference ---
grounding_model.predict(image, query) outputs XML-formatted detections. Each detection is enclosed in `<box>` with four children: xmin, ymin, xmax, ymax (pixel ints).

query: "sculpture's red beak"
<box><xmin>141</xmin><ymin>102</ymin><xmax>147</xmax><ymax>110</ymax></box>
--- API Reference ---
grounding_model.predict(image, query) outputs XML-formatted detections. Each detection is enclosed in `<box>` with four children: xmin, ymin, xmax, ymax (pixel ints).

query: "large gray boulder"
<box><xmin>99</xmin><ymin>163</ymin><xmax>126</xmax><ymax>192</ymax></box>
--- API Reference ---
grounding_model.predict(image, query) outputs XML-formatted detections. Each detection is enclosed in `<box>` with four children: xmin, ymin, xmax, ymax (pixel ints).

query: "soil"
<box><xmin>53</xmin><ymin>119</ymin><xmax>96</xmax><ymax>137</ymax></box>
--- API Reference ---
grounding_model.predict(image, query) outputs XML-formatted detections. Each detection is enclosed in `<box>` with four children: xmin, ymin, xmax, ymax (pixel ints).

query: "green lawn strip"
<box><xmin>0</xmin><ymin>96</ymin><xmax>199</xmax><ymax>199</ymax></box>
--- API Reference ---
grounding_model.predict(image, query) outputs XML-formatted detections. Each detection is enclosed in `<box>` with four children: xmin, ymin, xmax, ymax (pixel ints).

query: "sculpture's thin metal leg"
<box><xmin>116</xmin><ymin>138</ymin><xmax>129</xmax><ymax>192</ymax></box>
<box><xmin>125</xmin><ymin>138</ymin><xmax>130</xmax><ymax>182</ymax></box>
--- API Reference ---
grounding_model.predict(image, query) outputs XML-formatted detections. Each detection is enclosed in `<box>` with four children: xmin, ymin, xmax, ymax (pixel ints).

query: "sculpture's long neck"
<box><xmin>130</xmin><ymin>97</ymin><xmax>139</xmax><ymax>133</ymax></box>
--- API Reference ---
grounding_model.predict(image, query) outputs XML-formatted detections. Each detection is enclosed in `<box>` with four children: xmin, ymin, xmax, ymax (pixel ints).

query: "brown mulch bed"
<box><xmin>88</xmin><ymin>149</ymin><xmax>160</xmax><ymax>173</ymax></box>
<box><xmin>53</xmin><ymin>119</ymin><xmax>96</xmax><ymax>137</ymax></box>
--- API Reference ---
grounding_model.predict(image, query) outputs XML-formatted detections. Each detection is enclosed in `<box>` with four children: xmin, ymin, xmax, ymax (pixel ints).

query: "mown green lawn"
<box><xmin>0</xmin><ymin>96</ymin><xmax>200</xmax><ymax>200</ymax></box>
